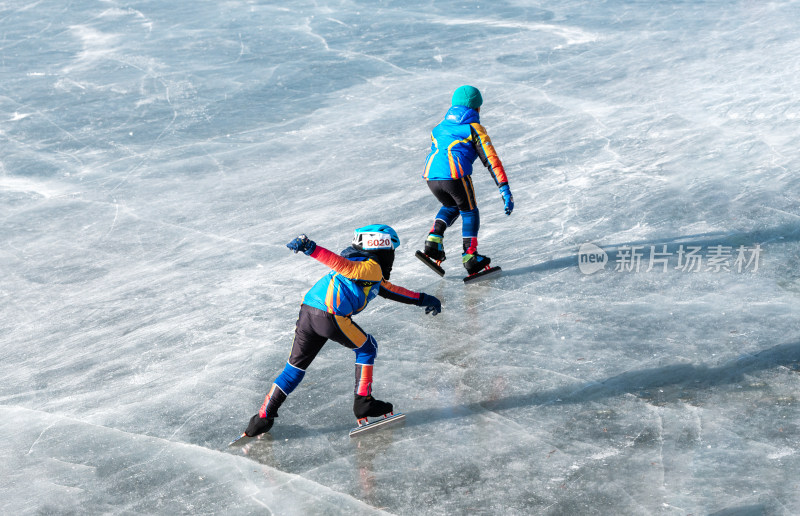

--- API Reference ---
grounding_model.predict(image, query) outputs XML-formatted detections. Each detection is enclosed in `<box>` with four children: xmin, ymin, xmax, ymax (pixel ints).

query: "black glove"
<box><xmin>245</xmin><ymin>414</ymin><xmax>274</xmax><ymax>437</ymax></box>
<box><xmin>286</xmin><ymin>234</ymin><xmax>316</xmax><ymax>255</ymax></box>
<box><xmin>418</xmin><ymin>293</ymin><xmax>441</xmax><ymax>316</ymax></box>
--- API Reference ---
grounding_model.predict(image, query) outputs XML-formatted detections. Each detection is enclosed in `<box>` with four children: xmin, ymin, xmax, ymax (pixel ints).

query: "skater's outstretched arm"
<box><xmin>378</xmin><ymin>280</ymin><xmax>420</xmax><ymax>304</ymax></box>
<box><xmin>379</xmin><ymin>281</ymin><xmax>441</xmax><ymax>315</ymax></box>
<box><xmin>470</xmin><ymin>123</ymin><xmax>508</xmax><ymax>187</ymax></box>
<box><xmin>287</xmin><ymin>235</ymin><xmax>382</xmax><ymax>282</ymax></box>
<box><xmin>470</xmin><ymin>123</ymin><xmax>514</xmax><ymax>215</ymax></box>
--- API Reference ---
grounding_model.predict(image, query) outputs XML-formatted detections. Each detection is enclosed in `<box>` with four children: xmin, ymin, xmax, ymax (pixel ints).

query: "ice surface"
<box><xmin>2</xmin><ymin>0</ymin><xmax>800</xmax><ymax>514</ymax></box>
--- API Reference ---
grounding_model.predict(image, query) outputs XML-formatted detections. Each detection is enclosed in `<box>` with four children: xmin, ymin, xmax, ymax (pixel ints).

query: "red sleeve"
<box><xmin>309</xmin><ymin>246</ymin><xmax>383</xmax><ymax>281</ymax></box>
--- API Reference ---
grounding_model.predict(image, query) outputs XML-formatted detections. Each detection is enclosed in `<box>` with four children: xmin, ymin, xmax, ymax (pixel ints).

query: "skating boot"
<box><xmin>462</xmin><ymin>251</ymin><xmax>491</xmax><ymax>275</ymax></box>
<box><xmin>244</xmin><ymin>414</ymin><xmax>274</xmax><ymax>437</ymax></box>
<box><xmin>353</xmin><ymin>394</ymin><xmax>393</xmax><ymax>420</ymax></box>
<box><xmin>423</xmin><ymin>234</ymin><xmax>446</xmax><ymax>262</ymax></box>
<box><xmin>349</xmin><ymin>395</ymin><xmax>405</xmax><ymax>436</ymax></box>
<box><xmin>417</xmin><ymin>234</ymin><xmax>447</xmax><ymax>276</ymax></box>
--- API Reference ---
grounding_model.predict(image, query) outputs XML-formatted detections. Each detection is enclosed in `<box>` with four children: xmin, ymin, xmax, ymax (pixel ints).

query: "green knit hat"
<box><xmin>451</xmin><ymin>85</ymin><xmax>483</xmax><ymax>109</ymax></box>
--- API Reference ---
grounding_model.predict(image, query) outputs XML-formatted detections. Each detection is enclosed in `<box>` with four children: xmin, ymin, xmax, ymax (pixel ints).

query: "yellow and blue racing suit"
<box><xmin>258</xmin><ymin>245</ymin><xmax>422</xmax><ymax>419</ymax></box>
<box><xmin>422</xmin><ymin>105</ymin><xmax>509</xmax><ymax>251</ymax></box>
<box><xmin>423</xmin><ymin>105</ymin><xmax>508</xmax><ymax>185</ymax></box>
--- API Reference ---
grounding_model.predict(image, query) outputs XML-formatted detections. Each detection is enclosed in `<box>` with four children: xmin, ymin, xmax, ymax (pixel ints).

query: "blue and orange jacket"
<box><xmin>422</xmin><ymin>105</ymin><xmax>508</xmax><ymax>186</ymax></box>
<box><xmin>302</xmin><ymin>246</ymin><xmax>421</xmax><ymax>316</ymax></box>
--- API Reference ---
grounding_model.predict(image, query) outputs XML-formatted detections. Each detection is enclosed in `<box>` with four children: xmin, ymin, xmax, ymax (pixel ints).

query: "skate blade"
<box><xmin>463</xmin><ymin>266</ymin><xmax>502</xmax><ymax>283</ymax></box>
<box><xmin>415</xmin><ymin>251</ymin><xmax>445</xmax><ymax>277</ymax></box>
<box><xmin>349</xmin><ymin>412</ymin><xmax>406</xmax><ymax>437</ymax></box>
<box><xmin>228</xmin><ymin>433</ymin><xmax>250</xmax><ymax>446</ymax></box>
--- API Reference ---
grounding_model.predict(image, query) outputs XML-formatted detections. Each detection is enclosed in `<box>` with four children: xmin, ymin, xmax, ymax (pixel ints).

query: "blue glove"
<box><xmin>499</xmin><ymin>184</ymin><xmax>514</xmax><ymax>215</ymax></box>
<box><xmin>286</xmin><ymin>234</ymin><xmax>316</xmax><ymax>255</ymax></box>
<box><xmin>418</xmin><ymin>293</ymin><xmax>441</xmax><ymax>316</ymax></box>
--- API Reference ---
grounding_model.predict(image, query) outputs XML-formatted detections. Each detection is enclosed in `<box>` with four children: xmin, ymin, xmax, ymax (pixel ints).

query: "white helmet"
<box><xmin>352</xmin><ymin>224</ymin><xmax>400</xmax><ymax>251</ymax></box>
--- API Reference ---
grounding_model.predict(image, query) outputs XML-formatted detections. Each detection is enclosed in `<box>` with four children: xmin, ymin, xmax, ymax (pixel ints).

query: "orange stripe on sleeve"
<box><xmin>310</xmin><ymin>246</ymin><xmax>383</xmax><ymax>282</ymax></box>
<box><xmin>471</xmin><ymin>123</ymin><xmax>508</xmax><ymax>185</ymax></box>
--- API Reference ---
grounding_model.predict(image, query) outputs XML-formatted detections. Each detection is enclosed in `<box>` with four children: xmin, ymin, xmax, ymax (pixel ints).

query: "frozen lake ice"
<box><xmin>2</xmin><ymin>0</ymin><xmax>800</xmax><ymax>514</ymax></box>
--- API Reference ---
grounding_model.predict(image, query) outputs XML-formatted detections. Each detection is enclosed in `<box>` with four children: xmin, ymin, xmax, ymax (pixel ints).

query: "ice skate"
<box><xmin>462</xmin><ymin>251</ymin><xmax>491</xmax><ymax>275</ymax></box>
<box><xmin>423</xmin><ymin>234</ymin><xmax>446</xmax><ymax>262</ymax></box>
<box><xmin>462</xmin><ymin>251</ymin><xmax>501</xmax><ymax>283</ymax></box>
<box><xmin>353</xmin><ymin>394</ymin><xmax>393</xmax><ymax>420</ymax></box>
<box><xmin>228</xmin><ymin>414</ymin><xmax>275</xmax><ymax>445</ymax></box>
<box><xmin>245</xmin><ymin>414</ymin><xmax>274</xmax><ymax>437</ymax></box>
<box><xmin>416</xmin><ymin>250</ymin><xmax>445</xmax><ymax>276</ymax></box>
<box><xmin>350</xmin><ymin>395</ymin><xmax>405</xmax><ymax>437</ymax></box>
<box><xmin>417</xmin><ymin>235</ymin><xmax>446</xmax><ymax>276</ymax></box>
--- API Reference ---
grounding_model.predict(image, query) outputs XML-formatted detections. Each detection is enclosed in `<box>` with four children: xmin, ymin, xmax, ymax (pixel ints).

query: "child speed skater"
<box><xmin>421</xmin><ymin>85</ymin><xmax>514</xmax><ymax>276</ymax></box>
<box><xmin>243</xmin><ymin>224</ymin><xmax>442</xmax><ymax>437</ymax></box>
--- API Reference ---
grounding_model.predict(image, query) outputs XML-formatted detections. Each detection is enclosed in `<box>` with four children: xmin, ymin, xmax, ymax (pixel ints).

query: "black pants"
<box><xmin>427</xmin><ymin>178</ymin><xmax>481</xmax><ymax>245</ymax></box>
<box><xmin>287</xmin><ymin>304</ymin><xmax>371</xmax><ymax>370</ymax></box>
<box><xmin>427</xmin><ymin>177</ymin><xmax>477</xmax><ymax>212</ymax></box>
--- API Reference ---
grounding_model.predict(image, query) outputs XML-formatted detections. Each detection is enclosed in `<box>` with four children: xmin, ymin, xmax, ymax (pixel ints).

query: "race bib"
<box><xmin>360</xmin><ymin>232</ymin><xmax>393</xmax><ymax>250</ymax></box>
